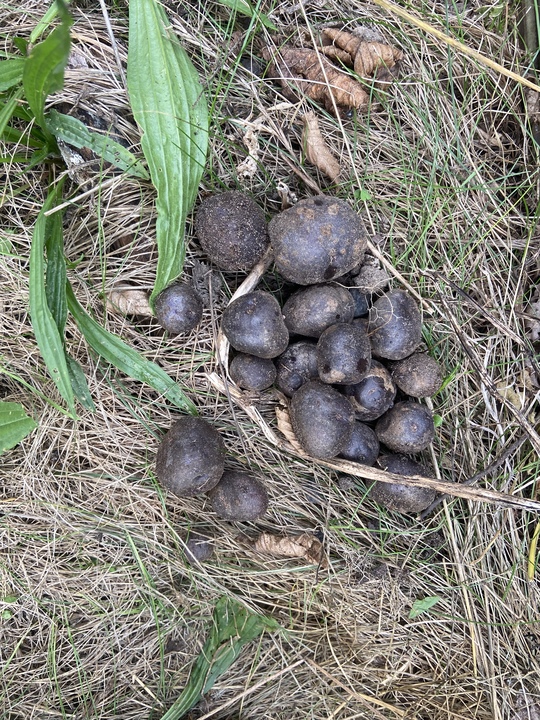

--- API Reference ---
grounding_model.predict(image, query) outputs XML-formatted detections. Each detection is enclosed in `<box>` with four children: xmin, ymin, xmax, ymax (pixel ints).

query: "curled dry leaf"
<box><xmin>247</xmin><ymin>532</ymin><xmax>328</xmax><ymax>568</ymax></box>
<box><xmin>302</xmin><ymin>111</ymin><xmax>341</xmax><ymax>182</ymax></box>
<box><xmin>321</xmin><ymin>29</ymin><xmax>403</xmax><ymax>79</ymax></box>
<box><xmin>106</xmin><ymin>288</ymin><xmax>153</xmax><ymax>317</ymax></box>
<box><xmin>263</xmin><ymin>46</ymin><xmax>370</xmax><ymax>112</ymax></box>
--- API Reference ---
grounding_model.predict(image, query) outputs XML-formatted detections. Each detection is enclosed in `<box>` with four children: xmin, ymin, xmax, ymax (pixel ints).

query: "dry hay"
<box><xmin>1</xmin><ymin>0</ymin><xmax>540</xmax><ymax>719</ymax></box>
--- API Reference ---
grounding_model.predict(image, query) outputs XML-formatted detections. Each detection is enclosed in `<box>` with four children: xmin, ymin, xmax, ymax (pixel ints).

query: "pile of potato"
<box><xmin>155</xmin><ymin>191</ymin><xmax>443</xmax><ymax>517</ymax></box>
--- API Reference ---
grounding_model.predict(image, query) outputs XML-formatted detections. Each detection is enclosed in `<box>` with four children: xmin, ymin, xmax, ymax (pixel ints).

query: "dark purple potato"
<box><xmin>391</xmin><ymin>353</ymin><xmax>443</xmax><ymax>398</ymax></box>
<box><xmin>268</xmin><ymin>195</ymin><xmax>367</xmax><ymax>285</ymax></box>
<box><xmin>339</xmin><ymin>421</ymin><xmax>379</xmax><ymax>466</ymax></box>
<box><xmin>154</xmin><ymin>283</ymin><xmax>203</xmax><ymax>335</ymax></box>
<box><xmin>370</xmin><ymin>454</ymin><xmax>437</xmax><ymax>514</ymax></box>
<box><xmin>375</xmin><ymin>401</ymin><xmax>435</xmax><ymax>454</ymax></box>
<box><xmin>207</xmin><ymin>470</ymin><xmax>268</xmax><ymax>521</ymax></box>
<box><xmin>317</xmin><ymin>323</ymin><xmax>371</xmax><ymax>385</ymax></box>
<box><xmin>290</xmin><ymin>380</ymin><xmax>354</xmax><ymax>458</ymax></box>
<box><xmin>195</xmin><ymin>191</ymin><xmax>269</xmax><ymax>271</ymax></box>
<box><xmin>185</xmin><ymin>532</ymin><xmax>214</xmax><ymax>563</ymax></box>
<box><xmin>282</xmin><ymin>283</ymin><xmax>355</xmax><ymax>337</ymax></box>
<box><xmin>156</xmin><ymin>417</ymin><xmax>225</xmax><ymax>497</ymax></box>
<box><xmin>349</xmin><ymin>288</ymin><xmax>369</xmax><ymax>317</ymax></box>
<box><xmin>343</xmin><ymin>360</ymin><xmax>396</xmax><ymax>421</ymax></box>
<box><xmin>275</xmin><ymin>341</ymin><xmax>319</xmax><ymax>397</ymax></box>
<box><xmin>221</xmin><ymin>290</ymin><xmax>289</xmax><ymax>359</ymax></box>
<box><xmin>229</xmin><ymin>353</ymin><xmax>276</xmax><ymax>391</ymax></box>
<box><xmin>368</xmin><ymin>290</ymin><xmax>422</xmax><ymax>360</ymax></box>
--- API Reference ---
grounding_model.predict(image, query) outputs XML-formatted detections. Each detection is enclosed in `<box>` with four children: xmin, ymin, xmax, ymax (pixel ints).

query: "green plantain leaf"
<box><xmin>66</xmin><ymin>282</ymin><xmax>197</xmax><ymax>414</ymax></box>
<box><xmin>215</xmin><ymin>0</ymin><xmax>277</xmax><ymax>30</ymax></box>
<box><xmin>45</xmin><ymin>109</ymin><xmax>150</xmax><ymax>179</ymax></box>
<box><xmin>127</xmin><ymin>0</ymin><xmax>208</xmax><ymax>304</ymax></box>
<box><xmin>409</xmin><ymin>596</ymin><xmax>442</xmax><ymax>619</ymax></box>
<box><xmin>0</xmin><ymin>58</ymin><xmax>25</xmax><ymax>92</ymax></box>
<box><xmin>22</xmin><ymin>2</ymin><xmax>72</xmax><ymax>134</ymax></box>
<box><xmin>65</xmin><ymin>354</ymin><xmax>96</xmax><ymax>412</ymax></box>
<box><xmin>0</xmin><ymin>402</ymin><xmax>37</xmax><ymax>454</ymax></box>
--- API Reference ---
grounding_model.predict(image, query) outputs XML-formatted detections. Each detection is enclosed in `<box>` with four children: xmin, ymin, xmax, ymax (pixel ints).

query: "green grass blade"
<box><xmin>127</xmin><ymin>0</ymin><xmax>208</xmax><ymax>304</ymax></box>
<box><xmin>0</xmin><ymin>88</ymin><xmax>24</xmax><ymax>140</ymax></box>
<box><xmin>45</xmin><ymin>109</ymin><xmax>150</xmax><ymax>179</ymax></box>
<box><xmin>44</xmin><ymin>207</ymin><xmax>67</xmax><ymax>338</ymax></box>
<box><xmin>22</xmin><ymin>3</ymin><xmax>72</xmax><ymax>134</ymax></box>
<box><xmin>0</xmin><ymin>401</ymin><xmax>38</xmax><ymax>454</ymax></box>
<box><xmin>215</xmin><ymin>0</ymin><xmax>277</xmax><ymax>30</ymax></box>
<box><xmin>0</xmin><ymin>59</ymin><xmax>25</xmax><ymax>92</ymax></box>
<box><xmin>29</xmin><ymin>186</ymin><xmax>76</xmax><ymax>417</ymax></box>
<box><xmin>159</xmin><ymin>596</ymin><xmax>277</xmax><ymax>720</ymax></box>
<box><xmin>65</xmin><ymin>282</ymin><xmax>197</xmax><ymax>414</ymax></box>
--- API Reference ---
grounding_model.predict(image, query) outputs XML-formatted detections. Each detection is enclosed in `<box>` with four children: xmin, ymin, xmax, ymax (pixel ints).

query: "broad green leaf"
<box><xmin>65</xmin><ymin>282</ymin><xmax>197</xmax><ymax>414</ymax></box>
<box><xmin>0</xmin><ymin>401</ymin><xmax>37</xmax><ymax>454</ymax></box>
<box><xmin>0</xmin><ymin>88</ymin><xmax>24</xmax><ymax>141</ymax></box>
<box><xmin>22</xmin><ymin>4</ymin><xmax>72</xmax><ymax>133</ymax></box>
<box><xmin>160</xmin><ymin>596</ymin><xmax>278</xmax><ymax>720</ymax></box>
<box><xmin>66</xmin><ymin>354</ymin><xmax>95</xmax><ymax>412</ymax></box>
<box><xmin>46</xmin><ymin>110</ymin><xmax>150</xmax><ymax>179</ymax></box>
<box><xmin>215</xmin><ymin>0</ymin><xmax>277</xmax><ymax>30</ymax></box>
<box><xmin>44</xmin><ymin>206</ymin><xmax>67</xmax><ymax>338</ymax></box>
<box><xmin>29</xmin><ymin>185</ymin><xmax>75</xmax><ymax>416</ymax></box>
<box><xmin>409</xmin><ymin>596</ymin><xmax>442</xmax><ymax>619</ymax></box>
<box><xmin>127</xmin><ymin>0</ymin><xmax>208</xmax><ymax>304</ymax></box>
<box><xmin>0</xmin><ymin>59</ymin><xmax>25</xmax><ymax>92</ymax></box>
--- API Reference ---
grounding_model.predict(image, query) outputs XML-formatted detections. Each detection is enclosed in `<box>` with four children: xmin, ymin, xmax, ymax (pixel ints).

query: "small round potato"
<box><xmin>195</xmin><ymin>191</ymin><xmax>269</xmax><ymax>271</ymax></box>
<box><xmin>221</xmin><ymin>290</ymin><xmax>289</xmax><ymax>359</ymax></box>
<box><xmin>370</xmin><ymin>454</ymin><xmax>437</xmax><ymax>514</ymax></box>
<box><xmin>368</xmin><ymin>290</ymin><xmax>422</xmax><ymax>360</ymax></box>
<box><xmin>343</xmin><ymin>360</ymin><xmax>396</xmax><ymax>421</ymax></box>
<box><xmin>282</xmin><ymin>283</ymin><xmax>355</xmax><ymax>337</ymax></box>
<box><xmin>208</xmin><ymin>470</ymin><xmax>268</xmax><ymax>521</ymax></box>
<box><xmin>154</xmin><ymin>283</ymin><xmax>203</xmax><ymax>335</ymax></box>
<box><xmin>290</xmin><ymin>380</ymin><xmax>354</xmax><ymax>458</ymax></box>
<box><xmin>339</xmin><ymin>421</ymin><xmax>379</xmax><ymax>466</ymax></box>
<box><xmin>275</xmin><ymin>341</ymin><xmax>319</xmax><ymax>397</ymax></box>
<box><xmin>390</xmin><ymin>352</ymin><xmax>443</xmax><ymax>398</ymax></box>
<box><xmin>229</xmin><ymin>353</ymin><xmax>277</xmax><ymax>391</ymax></box>
<box><xmin>156</xmin><ymin>417</ymin><xmax>225</xmax><ymax>498</ymax></box>
<box><xmin>317</xmin><ymin>322</ymin><xmax>371</xmax><ymax>385</ymax></box>
<box><xmin>375</xmin><ymin>401</ymin><xmax>435</xmax><ymax>454</ymax></box>
<box><xmin>268</xmin><ymin>195</ymin><xmax>367</xmax><ymax>285</ymax></box>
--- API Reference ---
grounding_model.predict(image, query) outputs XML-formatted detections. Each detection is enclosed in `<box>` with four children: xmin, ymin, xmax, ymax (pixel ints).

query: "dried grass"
<box><xmin>1</xmin><ymin>0</ymin><xmax>540</xmax><ymax>718</ymax></box>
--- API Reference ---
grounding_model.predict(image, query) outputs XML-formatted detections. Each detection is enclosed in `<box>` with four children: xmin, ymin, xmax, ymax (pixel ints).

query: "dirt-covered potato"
<box><xmin>184</xmin><ymin>532</ymin><xmax>214</xmax><ymax>564</ymax></box>
<box><xmin>343</xmin><ymin>360</ymin><xmax>396</xmax><ymax>421</ymax></box>
<box><xmin>339</xmin><ymin>421</ymin><xmax>379</xmax><ymax>466</ymax></box>
<box><xmin>317</xmin><ymin>322</ymin><xmax>371</xmax><ymax>385</ymax></box>
<box><xmin>275</xmin><ymin>341</ymin><xmax>319</xmax><ymax>397</ymax></box>
<box><xmin>349</xmin><ymin>288</ymin><xmax>369</xmax><ymax>317</ymax></box>
<box><xmin>268</xmin><ymin>195</ymin><xmax>367</xmax><ymax>285</ymax></box>
<box><xmin>195</xmin><ymin>191</ymin><xmax>269</xmax><ymax>271</ymax></box>
<box><xmin>221</xmin><ymin>290</ymin><xmax>289</xmax><ymax>358</ymax></box>
<box><xmin>156</xmin><ymin>417</ymin><xmax>225</xmax><ymax>497</ymax></box>
<box><xmin>290</xmin><ymin>380</ymin><xmax>354</xmax><ymax>458</ymax></box>
<box><xmin>390</xmin><ymin>352</ymin><xmax>443</xmax><ymax>397</ymax></box>
<box><xmin>370</xmin><ymin>454</ymin><xmax>437</xmax><ymax>514</ymax></box>
<box><xmin>154</xmin><ymin>283</ymin><xmax>203</xmax><ymax>335</ymax></box>
<box><xmin>282</xmin><ymin>283</ymin><xmax>355</xmax><ymax>337</ymax></box>
<box><xmin>368</xmin><ymin>290</ymin><xmax>422</xmax><ymax>360</ymax></box>
<box><xmin>207</xmin><ymin>470</ymin><xmax>268</xmax><ymax>521</ymax></box>
<box><xmin>375</xmin><ymin>401</ymin><xmax>435</xmax><ymax>453</ymax></box>
<box><xmin>229</xmin><ymin>353</ymin><xmax>277</xmax><ymax>391</ymax></box>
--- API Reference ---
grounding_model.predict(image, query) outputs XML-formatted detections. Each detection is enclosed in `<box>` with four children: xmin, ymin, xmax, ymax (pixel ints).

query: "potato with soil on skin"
<box><xmin>339</xmin><ymin>421</ymin><xmax>379</xmax><ymax>466</ymax></box>
<box><xmin>268</xmin><ymin>195</ymin><xmax>367</xmax><ymax>285</ymax></box>
<box><xmin>282</xmin><ymin>283</ymin><xmax>355</xmax><ymax>337</ymax></box>
<box><xmin>370</xmin><ymin>454</ymin><xmax>437</xmax><ymax>514</ymax></box>
<box><xmin>221</xmin><ymin>290</ymin><xmax>289</xmax><ymax>359</ymax></box>
<box><xmin>368</xmin><ymin>289</ymin><xmax>422</xmax><ymax>360</ymax></box>
<box><xmin>154</xmin><ymin>283</ymin><xmax>203</xmax><ymax>335</ymax></box>
<box><xmin>275</xmin><ymin>340</ymin><xmax>319</xmax><ymax>397</ymax></box>
<box><xmin>184</xmin><ymin>532</ymin><xmax>214</xmax><ymax>564</ymax></box>
<box><xmin>229</xmin><ymin>353</ymin><xmax>277</xmax><ymax>391</ymax></box>
<box><xmin>207</xmin><ymin>470</ymin><xmax>268</xmax><ymax>521</ymax></box>
<box><xmin>317</xmin><ymin>322</ymin><xmax>371</xmax><ymax>385</ymax></box>
<box><xmin>195</xmin><ymin>191</ymin><xmax>269</xmax><ymax>271</ymax></box>
<box><xmin>290</xmin><ymin>380</ymin><xmax>354</xmax><ymax>458</ymax></box>
<box><xmin>390</xmin><ymin>352</ymin><xmax>443</xmax><ymax>398</ymax></box>
<box><xmin>156</xmin><ymin>417</ymin><xmax>225</xmax><ymax>498</ymax></box>
<box><xmin>343</xmin><ymin>360</ymin><xmax>396</xmax><ymax>421</ymax></box>
<box><xmin>375</xmin><ymin>401</ymin><xmax>435</xmax><ymax>454</ymax></box>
